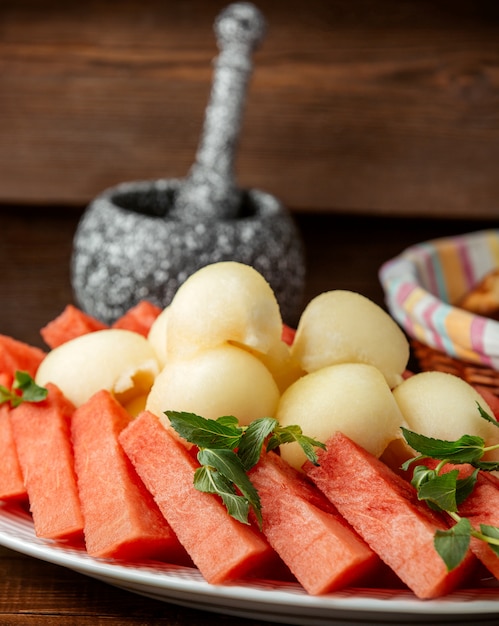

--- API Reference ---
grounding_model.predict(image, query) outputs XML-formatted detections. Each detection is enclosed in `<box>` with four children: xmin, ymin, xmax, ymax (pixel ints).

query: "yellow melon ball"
<box><xmin>277</xmin><ymin>362</ymin><xmax>405</xmax><ymax>470</ymax></box>
<box><xmin>146</xmin><ymin>343</ymin><xmax>280</xmax><ymax>426</ymax></box>
<box><xmin>393</xmin><ymin>371</ymin><xmax>499</xmax><ymax>460</ymax></box>
<box><xmin>291</xmin><ymin>290</ymin><xmax>409</xmax><ymax>388</ymax></box>
<box><xmin>147</xmin><ymin>306</ymin><xmax>170</xmax><ymax>367</ymax></box>
<box><xmin>165</xmin><ymin>262</ymin><xmax>283</xmax><ymax>359</ymax></box>
<box><xmin>35</xmin><ymin>329</ymin><xmax>160</xmax><ymax>408</ymax></box>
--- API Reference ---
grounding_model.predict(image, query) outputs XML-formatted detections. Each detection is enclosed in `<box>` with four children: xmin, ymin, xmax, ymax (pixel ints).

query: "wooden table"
<box><xmin>1</xmin><ymin>205</ymin><xmax>498</xmax><ymax>624</ymax></box>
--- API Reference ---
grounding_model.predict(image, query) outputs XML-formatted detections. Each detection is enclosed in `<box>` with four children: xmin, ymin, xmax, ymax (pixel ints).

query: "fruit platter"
<box><xmin>1</xmin><ymin>260</ymin><xmax>499</xmax><ymax>624</ymax></box>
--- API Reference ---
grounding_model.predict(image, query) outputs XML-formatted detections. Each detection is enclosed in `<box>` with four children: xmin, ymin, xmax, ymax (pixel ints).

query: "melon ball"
<box><xmin>147</xmin><ymin>306</ymin><xmax>170</xmax><ymax>367</ymax></box>
<box><xmin>277</xmin><ymin>362</ymin><xmax>405</xmax><ymax>470</ymax></box>
<box><xmin>35</xmin><ymin>329</ymin><xmax>160</xmax><ymax>408</ymax></box>
<box><xmin>291</xmin><ymin>290</ymin><xmax>409</xmax><ymax>388</ymax></box>
<box><xmin>239</xmin><ymin>339</ymin><xmax>305</xmax><ymax>393</ymax></box>
<box><xmin>393</xmin><ymin>371</ymin><xmax>499</xmax><ymax>460</ymax></box>
<box><xmin>146</xmin><ymin>343</ymin><xmax>280</xmax><ymax>426</ymax></box>
<box><xmin>165</xmin><ymin>261</ymin><xmax>283</xmax><ymax>359</ymax></box>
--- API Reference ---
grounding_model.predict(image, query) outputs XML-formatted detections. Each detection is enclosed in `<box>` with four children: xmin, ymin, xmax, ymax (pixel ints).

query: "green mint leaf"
<box><xmin>268</xmin><ymin>424</ymin><xmax>326</xmax><ymax>466</ymax></box>
<box><xmin>417</xmin><ymin>469</ymin><xmax>460</xmax><ymax>513</ymax></box>
<box><xmin>455</xmin><ymin>469</ymin><xmax>479</xmax><ymax>505</ymax></box>
<box><xmin>193</xmin><ymin>466</ymin><xmax>250</xmax><ymax>526</ymax></box>
<box><xmin>401</xmin><ymin>427</ymin><xmax>485</xmax><ymax>464</ymax></box>
<box><xmin>13</xmin><ymin>371</ymin><xmax>48</xmax><ymax>403</ymax></box>
<box><xmin>477</xmin><ymin>403</ymin><xmax>499</xmax><ymax>428</ymax></box>
<box><xmin>166</xmin><ymin>411</ymin><xmax>242</xmax><ymax>450</ymax></box>
<box><xmin>237</xmin><ymin>417</ymin><xmax>278</xmax><ymax>471</ymax></box>
<box><xmin>434</xmin><ymin>517</ymin><xmax>472</xmax><ymax>571</ymax></box>
<box><xmin>480</xmin><ymin>525</ymin><xmax>499</xmax><ymax>556</ymax></box>
<box><xmin>410</xmin><ymin>464</ymin><xmax>438</xmax><ymax>490</ymax></box>
<box><xmin>197</xmin><ymin>448</ymin><xmax>262</xmax><ymax>527</ymax></box>
<box><xmin>0</xmin><ymin>385</ymin><xmax>17</xmax><ymax>407</ymax></box>
<box><xmin>0</xmin><ymin>372</ymin><xmax>47</xmax><ymax>408</ymax></box>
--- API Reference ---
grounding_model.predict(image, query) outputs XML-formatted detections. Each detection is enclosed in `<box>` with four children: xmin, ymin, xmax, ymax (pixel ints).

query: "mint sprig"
<box><xmin>401</xmin><ymin>403</ymin><xmax>499</xmax><ymax>571</ymax></box>
<box><xmin>166</xmin><ymin>410</ymin><xmax>326</xmax><ymax>526</ymax></box>
<box><xmin>0</xmin><ymin>371</ymin><xmax>48</xmax><ymax>408</ymax></box>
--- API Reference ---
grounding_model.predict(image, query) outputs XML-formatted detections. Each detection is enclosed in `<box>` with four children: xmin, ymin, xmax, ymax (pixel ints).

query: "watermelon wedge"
<box><xmin>304</xmin><ymin>431</ymin><xmax>476</xmax><ymax>599</ymax></box>
<box><xmin>119</xmin><ymin>411</ymin><xmax>282</xmax><ymax>584</ymax></box>
<box><xmin>0</xmin><ymin>334</ymin><xmax>46</xmax><ymax>386</ymax></box>
<box><xmin>0</xmin><ymin>404</ymin><xmax>27</xmax><ymax>501</ymax></box>
<box><xmin>9</xmin><ymin>383</ymin><xmax>84</xmax><ymax>540</ymax></box>
<box><xmin>248</xmin><ymin>451</ymin><xmax>379</xmax><ymax>594</ymax></box>
<box><xmin>411</xmin><ymin>459</ymin><xmax>499</xmax><ymax>581</ymax></box>
<box><xmin>112</xmin><ymin>301</ymin><xmax>162</xmax><ymax>337</ymax></box>
<box><xmin>40</xmin><ymin>305</ymin><xmax>108</xmax><ymax>348</ymax></box>
<box><xmin>71</xmin><ymin>390</ymin><xmax>188</xmax><ymax>562</ymax></box>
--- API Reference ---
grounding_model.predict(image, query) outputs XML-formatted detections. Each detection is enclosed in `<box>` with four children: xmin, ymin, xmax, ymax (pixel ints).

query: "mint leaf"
<box><xmin>168</xmin><ymin>410</ymin><xmax>326</xmax><ymax>527</ymax></box>
<box><xmin>434</xmin><ymin>518</ymin><xmax>472</xmax><ymax>571</ymax></box>
<box><xmin>476</xmin><ymin>403</ymin><xmax>499</xmax><ymax>428</ymax></box>
<box><xmin>480</xmin><ymin>525</ymin><xmax>499</xmax><ymax>556</ymax></box>
<box><xmin>267</xmin><ymin>424</ymin><xmax>326</xmax><ymax>466</ymax></box>
<box><xmin>197</xmin><ymin>448</ymin><xmax>262</xmax><ymax>526</ymax></box>
<box><xmin>194</xmin><ymin>465</ymin><xmax>250</xmax><ymax>526</ymax></box>
<box><xmin>401</xmin><ymin>427</ymin><xmax>485</xmax><ymax>464</ymax></box>
<box><xmin>0</xmin><ymin>372</ymin><xmax>47</xmax><ymax>408</ymax></box>
<box><xmin>237</xmin><ymin>417</ymin><xmax>277</xmax><ymax>470</ymax></box>
<box><xmin>417</xmin><ymin>469</ymin><xmax>460</xmax><ymax>512</ymax></box>
<box><xmin>166</xmin><ymin>411</ymin><xmax>242</xmax><ymax>449</ymax></box>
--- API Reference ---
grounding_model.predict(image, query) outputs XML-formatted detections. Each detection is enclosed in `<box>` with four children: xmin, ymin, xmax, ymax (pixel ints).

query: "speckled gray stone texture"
<box><xmin>71</xmin><ymin>3</ymin><xmax>306</xmax><ymax>325</ymax></box>
<box><xmin>71</xmin><ymin>179</ymin><xmax>305</xmax><ymax>324</ymax></box>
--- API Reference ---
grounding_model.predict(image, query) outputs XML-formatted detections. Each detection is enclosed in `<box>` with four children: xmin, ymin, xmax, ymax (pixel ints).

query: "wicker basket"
<box><xmin>379</xmin><ymin>229</ymin><xmax>499</xmax><ymax>392</ymax></box>
<box><xmin>411</xmin><ymin>339</ymin><xmax>499</xmax><ymax>396</ymax></box>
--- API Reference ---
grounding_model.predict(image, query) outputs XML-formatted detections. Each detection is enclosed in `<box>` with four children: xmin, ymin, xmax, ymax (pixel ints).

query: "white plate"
<box><xmin>1</xmin><ymin>502</ymin><xmax>498</xmax><ymax>626</ymax></box>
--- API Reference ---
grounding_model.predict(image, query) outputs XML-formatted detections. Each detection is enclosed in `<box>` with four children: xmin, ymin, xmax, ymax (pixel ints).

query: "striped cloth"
<box><xmin>379</xmin><ymin>230</ymin><xmax>499</xmax><ymax>369</ymax></box>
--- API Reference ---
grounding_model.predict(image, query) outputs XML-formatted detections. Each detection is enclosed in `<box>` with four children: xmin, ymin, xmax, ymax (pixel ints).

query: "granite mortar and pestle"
<box><xmin>71</xmin><ymin>2</ymin><xmax>306</xmax><ymax>326</ymax></box>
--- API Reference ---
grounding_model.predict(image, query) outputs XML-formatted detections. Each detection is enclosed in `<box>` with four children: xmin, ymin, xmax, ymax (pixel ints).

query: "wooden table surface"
<box><xmin>1</xmin><ymin>205</ymin><xmax>498</xmax><ymax>624</ymax></box>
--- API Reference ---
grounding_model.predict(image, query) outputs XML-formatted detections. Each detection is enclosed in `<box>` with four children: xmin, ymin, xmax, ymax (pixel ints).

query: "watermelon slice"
<box><xmin>0</xmin><ymin>404</ymin><xmax>27</xmax><ymax>501</ymax></box>
<box><xmin>281</xmin><ymin>324</ymin><xmax>296</xmax><ymax>346</ymax></box>
<box><xmin>40</xmin><ymin>304</ymin><xmax>108</xmax><ymax>348</ymax></box>
<box><xmin>412</xmin><ymin>459</ymin><xmax>499</xmax><ymax>581</ymax></box>
<box><xmin>112</xmin><ymin>301</ymin><xmax>162</xmax><ymax>337</ymax></box>
<box><xmin>9</xmin><ymin>383</ymin><xmax>84</xmax><ymax>540</ymax></box>
<box><xmin>248</xmin><ymin>451</ymin><xmax>379</xmax><ymax>594</ymax></box>
<box><xmin>304</xmin><ymin>431</ymin><xmax>476</xmax><ymax>599</ymax></box>
<box><xmin>0</xmin><ymin>334</ymin><xmax>46</xmax><ymax>386</ymax></box>
<box><xmin>119</xmin><ymin>411</ymin><xmax>281</xmax><ymax>584</ymax></box>
<box><xmin>71</xmin><ymin>390</ymin><xmax>188</xmax><ymax>562</ymax></box>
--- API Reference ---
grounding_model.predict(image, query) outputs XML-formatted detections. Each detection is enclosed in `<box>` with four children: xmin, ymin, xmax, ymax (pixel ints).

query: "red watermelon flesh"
<box><xmin>0</xmin><ymin>335</ymin><xmax>46</xmax><ymax>385</ymax></box>
<box><xmin>119</xmin><ymin>411</ymin><xmax>282</xmax><ymax>585</ymax></box>
<box><xmin>248</xmin><ymin>451</ymin><xmax>380</xmax><ymax>594</ymax></box>
<box><xmin>304</xmin><ymin>431</ymin><xmax>476</xmax><ymax>599</ymax></box>
<box><xmin>412</xmin><ymin>459</ymin><xmax>499</xmax><ymax>581</ymax></box>
<box><xmin>40</xmin><ymin>305</ymin><xmax>108</xmax><ymax>348</ymax></box>
<box><xmin>112</xmin><ymin>301</ymin><xmax>162</xmax><ymax>337</ymax></box>
<box><xmin>0</xmin><ymin>404</ymin><xmax>27</xmax><ymax>501</ymax></box>
<box><xmin>71</xmin><ymin>390</ymin><xmax>189</xmax><ymax>562</ymax></box>
<box><xmin>9</xmin><ymin>383</ymin><xmax>84</xmax><ymax>540</ymax></box>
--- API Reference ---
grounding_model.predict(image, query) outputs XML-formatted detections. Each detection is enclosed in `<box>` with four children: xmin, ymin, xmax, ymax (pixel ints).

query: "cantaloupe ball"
<box><xmin>238</xmin><ymin>339</ymin><xmax>305</xmax><ymax>393</ymax></box>
<box><xmin>147</xmin><ymin>306</ymin><xmax>170</xmax><ymax>367</ymax></box>
<box><xmin>393</xmin><ymin>371</ymin><xmax>499</xmax><ymax>460</ymax></box>
<box><xmin>165</xmin><ymin>262</ymin><xmax>283</xmax><ymax>359</ymax></box>
<box><xmin>146</xmin><ymin>343</ymin><xmax>280</xmax><ymax>426</ymax></box>
<box><xmin>277</xmin><ymin>362</ymin><xmax>405</xmax><ymax>470</ymax></box>
<box><xmin>290</xmin><ymin>290</ymin><xmax>409</xmax><ymax>388</ymax></box>
<box><xmin>35</xmin><ymin>329</ymin><xmax>160</xmax><ymax>408</ymax></box>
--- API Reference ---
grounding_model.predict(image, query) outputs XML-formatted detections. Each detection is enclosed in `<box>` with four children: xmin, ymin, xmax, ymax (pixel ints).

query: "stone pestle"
<box><xmin>71</xmin><ymin>2</ymin><xmax>306</xmax><ymax>326</ymax></box>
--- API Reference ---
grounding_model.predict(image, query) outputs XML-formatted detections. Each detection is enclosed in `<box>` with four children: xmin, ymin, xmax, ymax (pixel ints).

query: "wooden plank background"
<box><xmin>1</xmin><ymin>0</ymin><xmax>499</xmax><ymax>217</ymax></box>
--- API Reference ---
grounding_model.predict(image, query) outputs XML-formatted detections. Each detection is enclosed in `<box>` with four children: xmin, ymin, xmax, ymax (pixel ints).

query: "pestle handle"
<box><xmin>173</xmin><ymin>2</ymin><xmax>266</xmax><ymax>221</ymax></box>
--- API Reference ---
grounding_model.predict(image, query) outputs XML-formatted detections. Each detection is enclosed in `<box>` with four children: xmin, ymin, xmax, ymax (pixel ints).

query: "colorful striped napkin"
<box><xmin>379</xmin><ymin>230</ymin><xmax>499</xmax><ymax>369</ymax></box>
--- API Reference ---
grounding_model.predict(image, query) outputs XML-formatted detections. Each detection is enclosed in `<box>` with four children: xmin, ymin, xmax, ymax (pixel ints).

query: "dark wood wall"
<box><xmin>1</xmin><ymin>0</ymin><xmax>499</xmax><ymax>218</ymax></box>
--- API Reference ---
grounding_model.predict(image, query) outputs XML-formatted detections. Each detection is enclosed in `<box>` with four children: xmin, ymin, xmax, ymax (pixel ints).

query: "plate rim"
<box><xmin>1</xmin><ymin>502</ymin><xmax>498</xmax><ymax>623</ymax></box>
